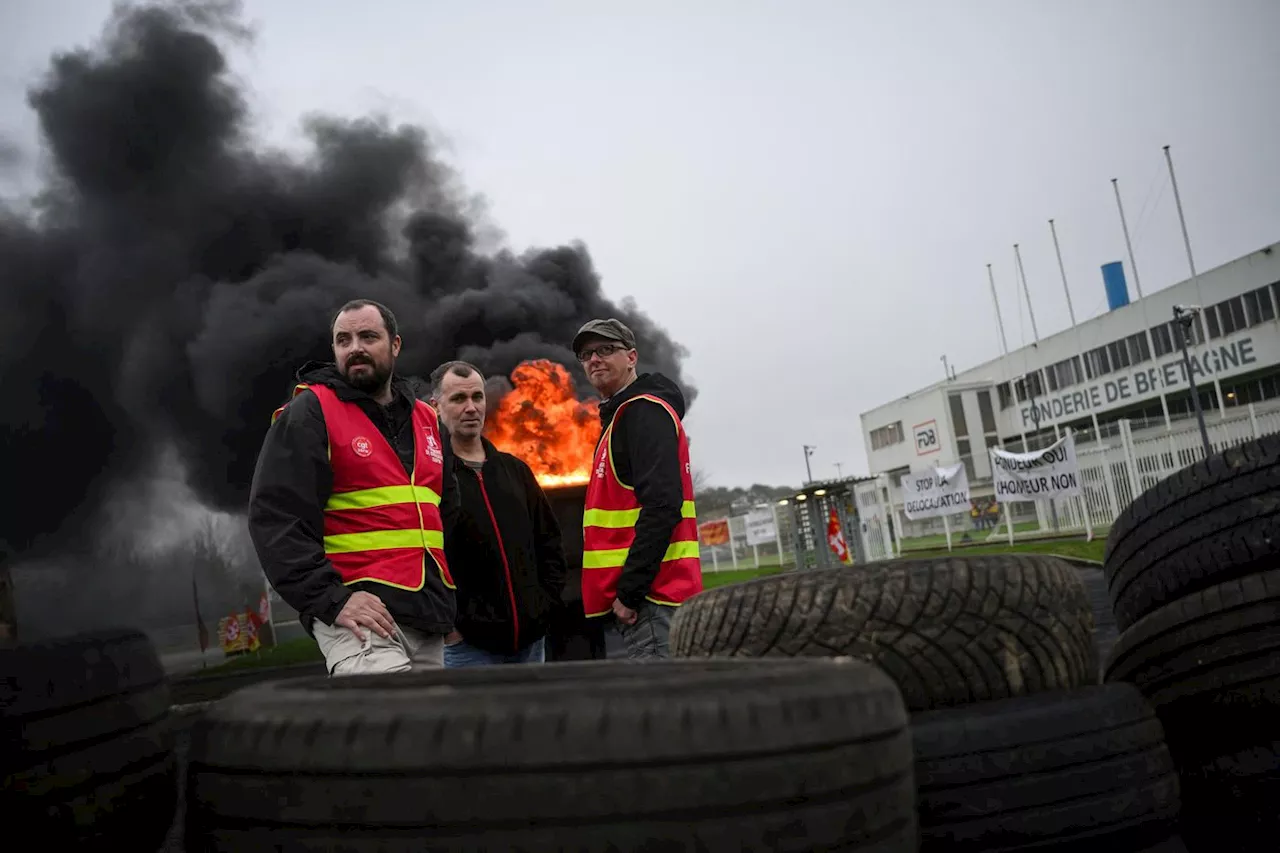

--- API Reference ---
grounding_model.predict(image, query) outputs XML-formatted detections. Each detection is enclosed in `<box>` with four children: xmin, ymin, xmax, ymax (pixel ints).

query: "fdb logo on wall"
<box><xmin>913</xmin><ymin>419</ymin><xmax>940</xmax><ymax>456</ymax></box>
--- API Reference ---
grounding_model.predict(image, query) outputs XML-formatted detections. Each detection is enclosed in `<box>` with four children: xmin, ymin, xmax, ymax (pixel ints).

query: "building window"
<box><xmin>956</xmin><ymin>438</ymin><xmax>976</xmax><ymax>483</ymax></box>
<box><xmin>1244</xmin><ymin>285</ymin><xmax>1275</xmax><ymax>325</ymax></box>
<box><xmin>997</xmin><ymin>382</ymin><xmax>1013</xmax><ymax>410</ymax></box>
<box><xmin>1044</xmin><ymin>356</ymin><xmax>1083</xmax><ymax>392</ymax></box>
<box><xmin>1206</xmin><ymin>306</ymin><xmax>1222</xmax><ymax>339</ymax></box>
<box><xmin>870</xmin><ymin>420</ymin><xmax>911</xmax><ymax>450</ymax></box>
<box><xmin>1086</xmin><ymin>346</ymin><xmax>1112</xmax><ymax>378</ymax></box>
<box><xmin>977</xmin><ymin>390</ymin><xmax>997</xmax><ymax>433</ymax></box>
<box><xmin>1151</xmin><ymin>323</ymin><xmax>1174</xmax><ymax>357</ymax></box>
<box><xmin>1014</xmin><ymin>370</ymin><xmax>1045</xmax><ymax>403</ymax></box>
<box><xmin>1107</xmin><ymin>340</ymin><xmax>1131</xmax><ymax>371</ymax></box>
<box><xmin>1126</xmin><ymin>331</ymin><xmax>1151</xmax><ymax>364</ymax></box>
<box><xmin>948</xmin><ymin>393</ymin><xmax>969</xmax><ymax>439</ymax></box>
<box><xmin>870</xmin><ymin>420</ymin><xmax>905</xmax><ymax>451</ymax></box>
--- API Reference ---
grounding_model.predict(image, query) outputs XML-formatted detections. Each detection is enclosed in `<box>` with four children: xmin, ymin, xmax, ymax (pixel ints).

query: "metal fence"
<box><xmin>856</xmin><ymin>400</ymin><xmax>1280</xmax><ymax>560</ymax></box>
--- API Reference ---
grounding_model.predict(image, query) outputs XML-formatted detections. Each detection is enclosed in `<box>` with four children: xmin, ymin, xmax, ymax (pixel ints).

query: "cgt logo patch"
<box><xmin>351</xmin><ymin>436</ymin><xmax>373</xmax><ymax>458</ymax></box>
<box><xmin>423</xmin><ymin>430</ymin><xmax>443</xmax><ymax>464</ymax></box>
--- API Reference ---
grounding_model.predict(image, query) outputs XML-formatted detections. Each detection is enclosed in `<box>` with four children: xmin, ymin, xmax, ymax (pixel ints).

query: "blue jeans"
<box><xmin>444</xmin><ymin>635</ymin><xmax>546</xmax><ymax>668</ymax></box>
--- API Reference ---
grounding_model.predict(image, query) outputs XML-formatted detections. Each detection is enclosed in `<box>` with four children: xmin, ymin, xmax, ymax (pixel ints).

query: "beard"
<box><xmin>343</xmin><ymin>356</ymin><xmax>393</xmax><ymax>394</ymax></box>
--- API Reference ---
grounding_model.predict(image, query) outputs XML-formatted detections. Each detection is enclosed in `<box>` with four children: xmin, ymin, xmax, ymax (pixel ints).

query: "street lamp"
<box><xmin>1174</xmin><ymin>304</ymin><xmax>1213</xmax><ymax>457</ymax></box>
<box><xmin>802</xmin><ymin>444</ymin><xmax>816</xmax><ymax>485</ymax></box>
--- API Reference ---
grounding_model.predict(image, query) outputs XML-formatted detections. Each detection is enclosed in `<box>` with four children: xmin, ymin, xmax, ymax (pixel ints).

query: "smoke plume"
<box><xmin>0</xmin><ymin>1</ymin><xmax>695</xmax><ymax>561</ymax></box>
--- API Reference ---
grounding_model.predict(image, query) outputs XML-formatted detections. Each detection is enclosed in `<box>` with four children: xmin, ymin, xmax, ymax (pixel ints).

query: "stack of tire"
<box><xmin>182</xmin><ymin>656</ymin><xmax>919</xmax><ymax>851</ymax></box>
<box><xmin>1</xmin><ymin>628</ymin><xmax>178</xmax><ymax>850</ymax></box>
<box><xmin>669</xmin><ymin>552</ymin><xmax>1187</xmax><ymax>852</ymax></box>
<box><xmin>1102</xmin><ymin>432</ymin><xmax>1280</xmax><ymax>850</ymax></box>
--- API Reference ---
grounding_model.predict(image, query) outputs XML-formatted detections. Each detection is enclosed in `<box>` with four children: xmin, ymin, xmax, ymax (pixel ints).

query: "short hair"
<box><xmin>331</xmin><ymin>299</ymin><xmax>398</xmax><ymax>340</ymax></box>
<box><xmin>430</xmin><ymin>360</ymin><xmax>485</xmax><ymax>398</ymax></box>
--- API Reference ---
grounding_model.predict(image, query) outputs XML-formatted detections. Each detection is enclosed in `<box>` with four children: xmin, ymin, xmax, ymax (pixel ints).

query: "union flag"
<box><xmin>827</xmin><ymin>506</ymin><xmax>853</xmax><ymax>565</ymax></box>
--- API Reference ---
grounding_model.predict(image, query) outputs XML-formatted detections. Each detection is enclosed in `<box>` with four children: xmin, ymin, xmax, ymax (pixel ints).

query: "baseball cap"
<box><xmin>572</xmin><ymin>318</ymin><xmax>636</xmax><ymax>355</ymax></box>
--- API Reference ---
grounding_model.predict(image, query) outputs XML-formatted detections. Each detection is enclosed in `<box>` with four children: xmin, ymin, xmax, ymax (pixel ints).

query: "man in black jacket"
<box><xmin>428</xmin><ymin>360</ymin><xmax>568</xmax><ymax>666</ymax></box>
<box><xmin>247</xmin><ymin>300</ymin><xmax>459</xmax><ymax>674</ymax></box>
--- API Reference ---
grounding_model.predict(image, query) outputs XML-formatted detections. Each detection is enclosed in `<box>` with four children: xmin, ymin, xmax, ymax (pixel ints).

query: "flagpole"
<box><xmin>987</xmin><ymin>263</ymin><xmax>1010</xmax><ymax>355</ymax></box>
<box><xmin>1014</xmin><ymin>243</ymin><xmax>1040</xmax><ymax>341</ymax></box>
<box><xmin>1108</xmin><ymin>181</ymin><xmax>1173</xmax><ymax>429</ymax></box>
<box><xmin>1047</xmin><ymin>217</ymin><xmax>1108</xmax><ymax>443</ymax></box>
<box><xmin>1111</xmin><ymin>178</ymin><xmax>1145</xmax><ymax>298</ymax></box>
<box><xmin>1048</xmin><ymin>219</ymin><xmax>1077</xmax><ymax>328</ymax></box>
<box><xmin>1163</xmin><ymin>143</ymin><xmax>1226</xmax><ymax>422</ymax></box>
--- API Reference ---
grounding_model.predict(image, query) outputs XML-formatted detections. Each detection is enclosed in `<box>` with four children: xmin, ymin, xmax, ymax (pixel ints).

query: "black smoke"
<box><xmin>0</xmin><ymin>0</ymin><xmax>695</xmax><ymax>561</ymax></box>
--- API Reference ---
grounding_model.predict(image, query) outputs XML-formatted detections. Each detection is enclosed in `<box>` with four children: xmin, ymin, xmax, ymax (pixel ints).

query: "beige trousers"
<box><xmin>311</xmin><ymin>620</ymin><xmax>445</xmax><ymax>676</ymax></box>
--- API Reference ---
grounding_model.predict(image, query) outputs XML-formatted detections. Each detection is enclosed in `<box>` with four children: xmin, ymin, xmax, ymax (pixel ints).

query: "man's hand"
<box><xmin>612</xmin><ymin>597</ymin><xmax>638</xmax><ymax>625</ymax></box>
<box><xmin>334</xmin><ymin>591</ymin><xmax>395</xmax><ymax>642</ymax></box>
<box><xmin>444</xmin><ymin>629</ymin><xmax>464</xmax><ymax>646</ymax></box>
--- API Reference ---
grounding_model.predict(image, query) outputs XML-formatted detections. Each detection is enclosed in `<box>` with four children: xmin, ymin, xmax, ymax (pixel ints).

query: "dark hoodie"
<box><xmin>444</xmin><ymin>436</ymin><xmax>568</xmax><ymax>655</ymax></box>
<box><xmin>246</xmin><ymin>361</ymin><xmax>459</xmax><ymax>635</ymax></box>
<box><xmin>596</xmin><ymin>372</ymin><xmax>691</xmax><ymax>610</ymax></box>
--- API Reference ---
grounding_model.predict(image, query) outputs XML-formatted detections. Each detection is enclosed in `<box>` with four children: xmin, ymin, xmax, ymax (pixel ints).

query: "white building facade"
<box><xmin>858</xmin><ymin>241</ymin><xmax>1280</xmax><ymax>531</ymax></box>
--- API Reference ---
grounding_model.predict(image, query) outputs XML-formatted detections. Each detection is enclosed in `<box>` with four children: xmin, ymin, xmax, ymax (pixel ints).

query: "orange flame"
<box><xmin>484</xmin><ymin>359</ymin><xmax>601</xmax><ymax>488</ymax></box>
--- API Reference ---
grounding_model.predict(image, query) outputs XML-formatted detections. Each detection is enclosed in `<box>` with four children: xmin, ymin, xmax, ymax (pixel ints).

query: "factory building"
<box><xmin>859</xmin><ymin>241</ymin><xmax>1280</xmax><ymax>505</ymax></box>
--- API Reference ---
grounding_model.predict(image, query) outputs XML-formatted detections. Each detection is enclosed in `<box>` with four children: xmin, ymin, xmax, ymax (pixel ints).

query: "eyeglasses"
<box><xmin>577</xmin><ymin>343</ymin><xmax>627</xmax><ymax>362</ymax></box>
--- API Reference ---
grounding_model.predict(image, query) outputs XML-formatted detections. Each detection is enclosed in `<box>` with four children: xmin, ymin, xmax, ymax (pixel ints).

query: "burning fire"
<box><xmin>484</xmin><ymin>359</ymin><xmax>601</xmax><ymax>488</ymax></box>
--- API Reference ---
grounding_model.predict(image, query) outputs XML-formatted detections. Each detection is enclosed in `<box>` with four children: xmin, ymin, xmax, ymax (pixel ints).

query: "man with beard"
<box><xmin>428</xmin><ymin>360</ymin><xmax>568</xmax><ymax>667</ymax></box>
<box><xmin>573</xmin><ymin>318</ymin><xmax>703</xmax><ymax>660</ymax></box>
<box><xmin>247</xmin><ymin>299</ymin><xmax>459</xmax><ymax>674</ymax></box>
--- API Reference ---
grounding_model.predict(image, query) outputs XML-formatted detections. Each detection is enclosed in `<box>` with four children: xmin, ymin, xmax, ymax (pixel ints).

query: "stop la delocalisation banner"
<box><xmin>899</xmin><ymin>463</ymin><xmax>971</xmax><ymax>521</ymax></box>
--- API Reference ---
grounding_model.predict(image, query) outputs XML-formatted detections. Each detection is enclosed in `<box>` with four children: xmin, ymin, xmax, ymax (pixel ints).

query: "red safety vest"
<box><xmin>271</xmin><ymin>383</ymin><xmax>454</xmax><ymax>592</ymax></box>
<box><xmin>581</xmin><ymin>393</ymin><xmax>702</xmax><ymax>617</ymax></box>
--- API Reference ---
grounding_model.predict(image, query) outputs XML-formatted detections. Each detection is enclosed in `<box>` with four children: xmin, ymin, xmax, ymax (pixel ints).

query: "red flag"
<box><xmin>827</xmin><ymin>507</ymin><xmax>853</xmax><ymax>565</ymax></box>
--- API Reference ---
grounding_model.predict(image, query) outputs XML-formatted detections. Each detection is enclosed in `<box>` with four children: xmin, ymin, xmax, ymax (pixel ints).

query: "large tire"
<box><xmin>1103</xmin><ymin>568</ymin><xmax>1280</xmax><ymax>749</ymax></box>
<box><xmin>1178</xmin><ymin>739</ymin><xmax>1279</xmax><ymax>852</ymax></box>
<box><xmin>185</xmin><ymin>658</ymin><xmax>918</xmax><ymax>852</ymax></box>
<box><xmin>911</xmin><ymin>683</ymin><xmax>1181</xmax><ymax>851</ymax></box>
<box><xmin>669</xmin><ymin>555</ymin><xmax>1098</xmax><ymax>711</ymax></box>
<box><xmin>1076</xmin><ymin>566</ymin><xmax>1119</xmax><ymax>675</ymax></box>
<box><xmin>0</xmin><ymin>627</ymin><xmax>177</xmax><ymax>850</ymax></box>
<box><xmin>1103</xmin><ymin>432</ymin><xmax>1280</xmax><ymax>630</ymax></box>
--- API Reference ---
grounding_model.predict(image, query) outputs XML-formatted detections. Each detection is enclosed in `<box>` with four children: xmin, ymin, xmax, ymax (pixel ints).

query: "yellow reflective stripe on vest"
<box><xmin>582</xmin><ymin>500</ymin><xmax>696</xmax><ymax>529</ymax></box>
<box><xmin>582</xmin><ymin>539</ymin><xmax>700</xmax><ymax>570</ymax></box>
<box><xmin>324</xmin><ymin>485</ymin><xmax>442</xmax><ymax>511</ymax></box>
<box><xmin>324</xmin><ymin>529</ymin><xmax>445</xmax><ymax>554</ymax></box>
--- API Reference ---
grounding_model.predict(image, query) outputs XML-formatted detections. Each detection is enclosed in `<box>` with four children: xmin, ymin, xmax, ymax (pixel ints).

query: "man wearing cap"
<box><xmin>573</xmin><ymin>318</ymin><xmax>703</xmax><ymax>660</ymax></box>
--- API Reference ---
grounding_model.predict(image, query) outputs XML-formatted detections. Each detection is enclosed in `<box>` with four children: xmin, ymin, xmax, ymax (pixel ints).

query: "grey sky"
<box><xmin>4</xmin><ymin>0</ymin><xmax>1279</xmax><ymax>490</ymax></box>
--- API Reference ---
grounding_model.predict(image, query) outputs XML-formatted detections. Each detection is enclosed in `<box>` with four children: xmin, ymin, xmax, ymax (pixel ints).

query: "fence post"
<box><xmin>1101</xmin><ymin>448</ymin><xmax>1120</xmax><ymax>523</ymax></box>
<box><xmin>1249</xmin><ymin>402</ymin><xmax>1260</xmax><ymax>439</ymax></box>
<box><xmin>1120</xmin><ymin>418</ymin><xmax>1142</xmax><ymax>501</ymax></box>
<box><xmin>880</xmin><ymin>474</ymin><xmax>901</xmax><ymax>558</ymax></box>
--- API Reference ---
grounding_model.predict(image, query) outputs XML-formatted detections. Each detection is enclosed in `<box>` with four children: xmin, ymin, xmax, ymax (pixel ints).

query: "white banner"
<box><xmin>743</xmin><ymin>508</ymin><xmax>777</xmax><ymax>547</ymax></box>
<box><xmin>990</xmin><ymin>433</ymin><xmax>1083</xmax><ymax>500</ymax></box>
<box><xmin>900</xmin><ymin>463</ymin><xmax>971</xmax><ymax>520</ymax></box>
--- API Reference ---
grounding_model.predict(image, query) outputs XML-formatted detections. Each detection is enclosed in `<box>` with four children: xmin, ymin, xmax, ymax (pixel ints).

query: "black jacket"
<box><xmin>247</xmin><ymin>362</ymin><xmax>460</xmax><ymax>635</ymax></box>
<box><xmin>445</xmin><ymin>437</ymin><xmax>568</xmax><ymax>655</ymax></box>
<box><xmin>597</xmin><ymin>372</ymin><xmax>690</xmax><ymax>610</ymax></box>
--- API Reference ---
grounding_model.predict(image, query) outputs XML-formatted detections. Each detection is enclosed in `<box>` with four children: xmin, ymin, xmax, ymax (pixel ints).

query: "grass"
<box><xmin>190</xmin><ymin>635</ymin><xmax>323</xmax><ymax>677</ymax></box>
<box><xmin>186</xmin><ymin>567</ymin><xmax>791</xmax><ymax>676</ymax></box>
<box><xmin>897</xmin><ymin>536</ymin><xmax>1106</xmax><ymax>563</ymax></box>
<box><xmin>702</xmin><ymin>566</ymin><xmax>787</xmax><ymax>589</ymax></box>
<box><xmin>187</xmin><ymin>539</ymin><xmax>1101</xmax><ymax>678</ymax></box>
<box><xmin>899</xmin><ymin>520</ymin><xmax>1042</xmax><ymax>551</ymax></box>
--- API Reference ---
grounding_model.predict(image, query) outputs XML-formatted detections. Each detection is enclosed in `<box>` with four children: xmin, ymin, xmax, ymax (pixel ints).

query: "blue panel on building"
<box><xmin>1102</xmin><ymin>261</ymin><xmax>1130</xmax><ymax>311</ymax></box>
